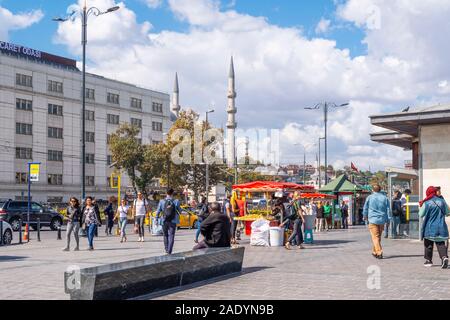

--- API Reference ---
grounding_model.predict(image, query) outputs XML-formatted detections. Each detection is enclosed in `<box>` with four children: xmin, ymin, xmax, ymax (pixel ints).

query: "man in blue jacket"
<box><xmin>363</xmin><ymin>184</ymin><xmax>391</xmax><ymax>259</ymax></box>
<box><xmin>156</xmin><ymin>188</ymin><xmax>181</xmax><ymax>254</ymax></box>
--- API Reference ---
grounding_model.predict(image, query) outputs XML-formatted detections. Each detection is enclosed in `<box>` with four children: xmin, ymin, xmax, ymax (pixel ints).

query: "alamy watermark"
<box><xmin>366</xmin><ymin>265</ymin><xmax>381</xmax><ymax>290</ymax></box>
<box><xmin>65</xmin><ymin>265</ymin><xmax>81</xmax><ymax>292</ymax></box>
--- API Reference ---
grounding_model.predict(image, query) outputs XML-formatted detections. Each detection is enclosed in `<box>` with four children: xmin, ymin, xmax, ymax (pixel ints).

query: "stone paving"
<box><xmin>1</xmin><ymin>225</ymin><xmax>449</xmax><ymax>300</ymax></box>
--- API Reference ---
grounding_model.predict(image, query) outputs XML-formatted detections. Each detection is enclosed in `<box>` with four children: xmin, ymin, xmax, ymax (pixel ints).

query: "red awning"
<box><xmin>232</xmin><ymin>181</ymin><xmax>315</xmax><ymax>193</ymax></box>
<box><xmin>300</xmin><ymin>193</ymin><xmax>337</xmax><ymax>199</ymax></box>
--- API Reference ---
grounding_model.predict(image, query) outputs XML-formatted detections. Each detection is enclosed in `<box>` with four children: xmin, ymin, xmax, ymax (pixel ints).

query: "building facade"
<box><xmin>0</xmin><ymin>41</ymin><xmax>171</xmax><ymax>203</ymax></box>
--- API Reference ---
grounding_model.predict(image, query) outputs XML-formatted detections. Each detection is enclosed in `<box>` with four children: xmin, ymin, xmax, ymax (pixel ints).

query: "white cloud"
<box><xmin>0</xmin><ymin>6</ymin><xmax>43</xmax><ymax>41</ymax></box>
<box><xmin>145</xmin><ymin>0</ymin><xmax>163</xmax><ymax>9</ymax></box>
<box><xmin>315</xmin><ymin>18</ymin><xmax>331</xmax><ymax>34</ymax></box>
<box><xmin>52</xmin><ymin>0</ymin><xmax>450</xmax><ymax>170</ymax></box>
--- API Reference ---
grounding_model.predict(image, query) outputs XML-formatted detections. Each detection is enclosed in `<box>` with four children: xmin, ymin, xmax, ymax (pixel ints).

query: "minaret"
<box><xmin>171</xmin><ymin>72</ymin><xmax>180</xmax><ymax>118</ymax></box>
<box><xmin>226</xmin><ymin>57</ymin><xmax>237</xmax><ymax>168</ymax></box>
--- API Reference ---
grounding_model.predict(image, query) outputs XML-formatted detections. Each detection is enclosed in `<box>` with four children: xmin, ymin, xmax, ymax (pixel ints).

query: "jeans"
<box><xmin>369</xmin><ymin>224</ymin><xmax>384</xmax><ymax>256</ymax></box>
<box><xmin>87</xmin><ymin>224</ymin><xmax>97</xmax><ymax>248</ymax></box>
<box><xmin>391</xmin><ymin>216</ymin><xmax>401</xmax><ymax>238</ymax></box>
<box><xmin>287</xmin><ymin>218</ymin><xmax>303</xmax><ymax>245</ymax></box>
<box><xmin>384</xmin><ymin>221</ymin><xmax>390</xmax><ymax>238</ymax></box>
<box><xmin>424</xmin><ymin>239</ymin><xmax>448</xmax><ymax>261</ymax></box>
<box><xmin>163</xmin><ymin>221</ymin><xmax>177</xmax><ymax>254</ymax></box>
<box><xmin>230</xmin><ymin>218</ymin><xmax>238</xmax><ymax>240</ymax></box>
<box><xmin>195</xmin><ymin>217</ymin><xmax>203</xmax><ymax>242</ymax></box>
<box><xmin>342</xmin><ymin>216</ymin><xmax>348</xmax><ymax>229</ymax></box>
<box><xmin>119</xmin><ymin>217</ymin><xmax>127</xmax><ymax>237</ymax></box>
<box><xmin>65</xmin><ymin>222</ymin><xmax>80</xmax><ymax>249</ymax></box>
<box><xmin>135</xmin><ymin>215</ymin><xmax>145</xmax><ymax>238</ymax></box>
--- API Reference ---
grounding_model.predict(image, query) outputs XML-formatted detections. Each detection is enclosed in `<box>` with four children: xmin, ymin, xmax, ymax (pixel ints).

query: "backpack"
<box><xmin>163</xmin><ymin>198</ymin><xmax>177</xmax><ymax>221</ymax></box>
<box><xmin>285</xmin><ymin>202</ymin><xmax>298</xmax><ymax>220</ymax></box>
<box><xmin>198</xmin><ymin>204</ymin><xmax>209</xmax><ymax>220</ymax></box>
<box><xmin>392</xmin><ymin>200</ymin><xmax>402</xmax><ymax>217</ymax></box>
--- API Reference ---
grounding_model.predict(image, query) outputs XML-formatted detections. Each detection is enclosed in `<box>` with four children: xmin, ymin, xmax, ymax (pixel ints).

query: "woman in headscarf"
<box><xmin>419</xmin><ymin>186</ymin><xmax>449</xmax><ymax>268</ymax></box>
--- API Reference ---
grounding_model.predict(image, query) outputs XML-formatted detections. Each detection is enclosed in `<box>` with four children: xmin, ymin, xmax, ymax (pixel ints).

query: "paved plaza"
<box><xmin>1</xmin><ymin>225</ymin><xmax>449</xmax><ymax>300</ymax></box>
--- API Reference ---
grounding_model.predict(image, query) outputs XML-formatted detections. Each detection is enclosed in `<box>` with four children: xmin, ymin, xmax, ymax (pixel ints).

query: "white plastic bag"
<box><xmin>151</xmin><ymin>217</ymin><xmax>163</xmax><ymax>236</ymax></box>
<box><xmin>250</xmin><ymin>219</ymin><xmax>270</xmax><ymax>246</ymax></box>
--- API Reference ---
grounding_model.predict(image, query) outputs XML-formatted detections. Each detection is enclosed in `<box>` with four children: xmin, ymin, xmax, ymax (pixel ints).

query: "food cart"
<box><xmin>232</xmin><ymin>181</ymin><xmax>316</xmax><ymax>236</ymax></box>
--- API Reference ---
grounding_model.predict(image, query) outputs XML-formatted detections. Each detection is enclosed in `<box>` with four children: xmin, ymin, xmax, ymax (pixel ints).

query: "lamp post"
<box><xmin>305</xmin><ymin>102</ymin><xmax>349</xmax><ymax>186</ymax></box>
<box><xmin>318</xmin><ymin>137</ymin><xmax>325</xmax><ymax>188</ymax></box>
<box><xmin>205</xmin><ymin>109</ymin><xmax>215</xmax><ymax>200</ymax></box>
<box><xmin>53</xmin><ymin>2</ymin><xmax>120</xmax><ymax>201</ymax></box>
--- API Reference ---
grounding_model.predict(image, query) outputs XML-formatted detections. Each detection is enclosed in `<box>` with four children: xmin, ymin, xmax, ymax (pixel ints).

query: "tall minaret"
<box><xmin>171</xmin><ymin>72</ymin><xmax>180</xmax><ymax>118</ymax></box>
<box><xmin>226</xmin><ymin>57</ymin><xmax>237</xmax><ymax>168</ymax></box>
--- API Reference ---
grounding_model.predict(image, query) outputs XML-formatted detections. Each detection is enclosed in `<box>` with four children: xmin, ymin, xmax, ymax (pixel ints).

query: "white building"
<box><xmin>0</xmin><ymin>41</ymin><xmax>171</xmax><ymax>203</ymax></box>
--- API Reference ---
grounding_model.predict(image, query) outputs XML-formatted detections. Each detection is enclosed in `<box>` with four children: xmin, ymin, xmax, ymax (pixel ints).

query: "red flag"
<box><xmin>351</xmin><ymin>162</ymin><xmax>359</xmax><ymax>172</ymax></box>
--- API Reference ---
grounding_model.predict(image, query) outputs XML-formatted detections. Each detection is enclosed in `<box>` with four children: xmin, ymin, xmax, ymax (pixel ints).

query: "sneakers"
<box><xmin>424</xmin><ymin>260</ymin><xmax>433</xmax><ymax>267</ymax></box>
<box><xmin>62</xmin><ymin>247</ymin><xmax>69</xmax><ymax>252</ymax></box>
<box><xmin>74</xmin><ymin>247</ymin><xmax>79</xmax><ymax>251</ymax></box>
<box><xmin>442</xmin><ymin>257</ymin><xmax>449</xmax><ymax>269</ymax></box>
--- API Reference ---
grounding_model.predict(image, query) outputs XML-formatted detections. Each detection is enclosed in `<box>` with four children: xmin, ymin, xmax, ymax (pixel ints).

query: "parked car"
<box><xmin>0</xmin><ymin>220</ymin><xmax>13</xmax><ymax>245</ymax></box>
<box><xmin>0</xmin><ymin>200</ymin><xmax>64</xmax><ymax>232</ymax></box>
<box><xmin>149</xmin><ymin>205</ymin><xmax>198</xmax><ymax>229</ymax></box>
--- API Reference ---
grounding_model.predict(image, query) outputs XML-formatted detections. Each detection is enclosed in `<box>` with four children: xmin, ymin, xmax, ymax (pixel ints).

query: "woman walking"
<box><xmin>282</xmin><ymin>193</ymin><xmax>305</xmax><ymax>250</ymax></box>
<box><xmin>115</xmin><ymin>199</ymin><xmax>130</xmax><ymax>243</ymax></box>
<box><xmin>82</xmin><ymin>196</ymin><xmax>100</xmax><ymax>251</ymax></box>
<box><xmin>63</xmin><ymin>197</ymin><xmax>81</xmax><ymax>251</ymax></box>
<box><xmin>420</xmin><ymin>186</ymin><xmax>449</xmax><ymax>269</ymax></box>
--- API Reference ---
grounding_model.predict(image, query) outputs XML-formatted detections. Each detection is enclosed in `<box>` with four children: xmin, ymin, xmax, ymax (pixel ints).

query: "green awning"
<box><xmin>319</xmin><ymin>174</ymin><xmax>363</xmax><ymax>193</ymax></box>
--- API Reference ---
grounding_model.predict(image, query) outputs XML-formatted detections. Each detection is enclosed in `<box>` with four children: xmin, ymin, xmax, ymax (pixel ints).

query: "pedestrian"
<box><xmin>63</xmin><ymin>197</ymin><xmax>81</xmax><ymax>251</ymax></box>
<box><xmin>391</xmin><ymin>191</ymin><xmax>402</xmax><ymax>239</ymax></box>
<box><xmin>341</xmin><ymin>201</ymin><xmax>349</xmax><ymax>229</ymax></box>
<box><xmin>420</xmin><ymin>186</ymin><xmax>449</xmax><ymax>268</ymax></box>
<box><xmin>324</xmin><ymin>201</ymin><xmax>332</xmax><ymax>230</ymax></box>
<box><xmin>195</xmin><ymin>196</ymin><xmax>209</xmax><ymax>244</ymax></box>
<box><xmin>235</xmin><ymin>195</ymin><xmax>247</xmax><ymax>241</ymax></box>
<box><xmin>104</xmin><ymin>199</ymin><xmax>114</xmax><ymax>236</ymax></box>
<box><xmin>133</xmin><ymin>192</ymin><xmax>150</xmax><ymax>242</ymax></box>
<box><xmin>156</xmin><ymin>188</ymin><xmax>181</xmax><ymax>255</ymax></box>
<box><xmin>224</xmin><ymin>194</ymin><xmax>236</xmax><ymax>244</ymax></box>
<box><xmin>82</xmin><ymin>196</ymin><xmax>101</xmax><ymax>251</ymax></box>
<box><xmin>281</xmin><ymin>193</ymin><xmax>305</xmax><ymax>250</ymax></box>
<box><xmin>230</xmin><ymin>192</ymin><xmax>241</xmax><ymax>244</ymax></box>
<box><xmin>115</xmin><ymin>198</ymin><xmax>130</xmax><ymax>243</ymax></box>
<box><xmin>316</xmin><ymin>201</ymin><xmax>325</xmax><ymax>232</ymax></box>
<box><xmin>363</xmin><ymin>184</ymin><xmax>390</xmax><ymax>259</ymax></box>
<box><xmin>310</xmin><ymin>199</ymin><xmax>317</xmax><ymax>231</ymax></box>
<box><xmin>91</xmin><ymin>198</ymin><xmax>102</xmax><ymax>237</ymax></box>
<box><xmin>193</xmin><ymin>202</ymin><xmax>231</xmax><ymax>250</ymax></box>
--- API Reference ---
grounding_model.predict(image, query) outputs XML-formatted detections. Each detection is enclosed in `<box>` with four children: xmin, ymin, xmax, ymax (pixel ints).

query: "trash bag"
<box><xmin>250</xmin><ymin>219</ymin><xmax>270</xmax><ymax>246</ymax></box>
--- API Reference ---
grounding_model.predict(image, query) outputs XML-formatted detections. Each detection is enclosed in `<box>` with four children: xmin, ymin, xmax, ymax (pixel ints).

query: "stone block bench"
<box><xmin>64</xmin><ymin>247</ymin><xmax>245</xmax><ymax>300</ymax></box>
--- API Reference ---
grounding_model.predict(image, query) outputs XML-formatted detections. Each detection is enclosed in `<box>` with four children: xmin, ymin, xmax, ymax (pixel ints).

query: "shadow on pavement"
<box><xmin>0</xmin><ymin>256</ymin><xmax>28</xmax><ymax>262</ymax></box>
<box><xmin>383</xmin><ymin>254</ymin><xmax>424</xmax><ymax>260</ymax></box>
<box><xmin>133</xmin><ymin>266</ymin><xmax>273</xmax><ymax>300</ymax></box>
<box><xmin>310</xmin><ymin>240</ymin><xmax>356</xmax><ymax>246</ymax></box>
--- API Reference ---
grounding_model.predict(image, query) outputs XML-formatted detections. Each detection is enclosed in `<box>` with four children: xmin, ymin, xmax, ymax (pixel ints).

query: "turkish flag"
<box><xmin>351</xmin><ymin>162</ymin><xmax>359</xmax><ymax>172</ymax></box>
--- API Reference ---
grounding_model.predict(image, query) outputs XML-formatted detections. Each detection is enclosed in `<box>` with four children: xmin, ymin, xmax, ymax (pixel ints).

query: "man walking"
<box><xmin>156</xmin><ymin>188</ymin><xmax>181</xmax><ymax>254</ymax></box>
<box><xmin>363</xmin><ymin>184</ymin><xmax>391</xmax><ymax>259</ymax></box>
<box><xmin>341</xmin><ymin>201</ymin><xmax>349</xmax><ymax>229</ymax></box>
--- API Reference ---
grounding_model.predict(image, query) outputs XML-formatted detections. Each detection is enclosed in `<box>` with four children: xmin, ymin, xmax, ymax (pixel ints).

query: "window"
<box><xmin>16</xmin><ymin>148</ymin><xmax>32</xmax><ymax>159</ymax></box>
<box><xmin>16</xmin><ymin>74</ymin><xmax>32</xmax><ymax>87</ymax></box>
<box><xmin>107</xmin><ymin>177</ymin><xmax>118</xmax><ymax>188</ymax></box>
<box><xmin>48</xmin><ymin>197</ymin><xmax>63</xmax><ymax>203</ymax></box>
<box><xmin>86</xmin><ymin>154</ymin><xmax>95</xmax><ymax>164</ymax></box>
<box><xmin>107</xmin><ymin>114</ymin><xmax>120</xmax><ymax>125</ymax></box>
<box><xmin>131</xmin><ymin>118</ymin><xmax>142</xmax><ymax>128</ymax></box>
<box><xmin>152</xmin><ymin>102</ymin><xmax>163</xmax><ymax>113</ymax></box>
<box><xmin>16</xmin><ymin>99</ymin><xmax>32</xmax><ymax>111</ymax></box>
<box><xmin>107</xmin><ymin>155</ymin><xmax>113</xmax><ymax>166</ymax></box>
<box><xmin>85</xmin><ymin>131</ymin><xmax>95</xmax><ymax>143</ymax></box>
<box><xmin>107</xmin><ymin>92</ymin><xmax>120</xmax><ymax>104</ymax></box>
<box><xmin>48</xmin><ymin>150</ymin><xmax>63</xmax><ymax>162</ymax></box>
<box><xmin>85</xmin><ymin>88</ymin><xmax>95</xmax><ymax>100</ymax></box>
<box><xmin>48</xmin><ymin>80</ymin><xmax>63</xmax><ymax>93</ymax></box>
<box><xmin>48</xmin><ymin>127</ymin><xmax>63</xmax><ymax>139</ymax></box>
<box><xmin>16</xmin><ymin>123</ymin><xmax>32</xmax><ymax>135</ymax></box>
<box><xmin>15</xmin><ymin>172</ymin><xmax>28</xmax><ymax>184</ymax></box>
<box><xmin>131</xmin><ymin>98</ymin><xmax>142</xmax><ymax>109</ymax></box>
<box><xmin>85</xmin><ymin>110</ymin><xmax>95</xmax><ymax>121</ymax></box>
<box><xmin>86</xmin><ymin>176</ymin><xmax>95</xmax><ymax>186</ymax></box>
<box><xmin>48</xmin><ymin>174</ymin><xmax>63</xmax><ymax>185</ymax></box>
<box><xmin>48</xmin><ymin>104</ymin><xmax>63</xmax><ymax>116</ymax></box>
<box><xmin>107</xmin><ymin>134</ymin><xmax>111</xmax><ymax>145</ymax></box>
<box><xmin>152</xmin><ymin>121</ymin><xmax>163</xmax><ymax>132</ymax></box>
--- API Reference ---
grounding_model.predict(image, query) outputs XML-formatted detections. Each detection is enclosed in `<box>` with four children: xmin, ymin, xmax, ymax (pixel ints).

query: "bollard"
<box><xmin>57</xmin><ymin>226</ymin><xmax>62</xmax><ymax>240</ymax></box>
<box><xmin>37</xmin><ymin>218</ymin><xmax>41</xmax><ymax>242</ymax></box>
<box><xmin>19</xmin><ymin>219</ymin><xmax>23</xmax><ymax>244</ymax></box>
<box><xmin>0</xmin><ymin>220</ymin><xmax>3</xmax><ymax>246</ymax></box>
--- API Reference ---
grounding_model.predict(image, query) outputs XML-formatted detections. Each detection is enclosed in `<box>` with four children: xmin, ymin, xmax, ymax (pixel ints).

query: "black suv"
<box><xmin>0</xmin><ymin>200</ymin><xmax>64</xmax><ymax>232</ymax></box>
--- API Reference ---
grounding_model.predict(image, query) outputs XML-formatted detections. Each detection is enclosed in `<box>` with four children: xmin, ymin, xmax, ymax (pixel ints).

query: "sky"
<box><xmin>2</xmin><ymin>0</ymin><xmax>450</xmax><ymax>170</ymax></box>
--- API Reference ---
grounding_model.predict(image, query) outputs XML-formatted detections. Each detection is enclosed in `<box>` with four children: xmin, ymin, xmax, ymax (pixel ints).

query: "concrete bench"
<box><xmin>64</xmin><ymin>247</ymin><xmax>245</xmax><ymax>300</ymax></box>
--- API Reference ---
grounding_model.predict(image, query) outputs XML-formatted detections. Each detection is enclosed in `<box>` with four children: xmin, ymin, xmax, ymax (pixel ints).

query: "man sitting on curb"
<box><xmin>193</xmin><ymin>202</ymin><xmax>231</xmax><ymax>250</ymax></box>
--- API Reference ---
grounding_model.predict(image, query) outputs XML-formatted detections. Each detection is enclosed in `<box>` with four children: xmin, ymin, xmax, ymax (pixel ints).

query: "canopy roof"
<box><xmin>300</xmin><ymin>193</ymin><xmax>337</xmax><ymax>199</ymax></box>
<box><xmin>232</xmin><ymin>181</ymin><xmax>315</xmax><ymax>193</ymax></box>
<box><xmin>319</xmin><ymin>174</ymin><xmax>364</xmax><ymax>193</ymax></box>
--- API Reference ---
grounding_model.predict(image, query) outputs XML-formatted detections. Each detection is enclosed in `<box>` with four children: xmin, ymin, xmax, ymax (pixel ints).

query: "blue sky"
<box><xmin>1</xmin><ymin>0</ymin><xmax>366</xmax><ymax>59</ymax></box>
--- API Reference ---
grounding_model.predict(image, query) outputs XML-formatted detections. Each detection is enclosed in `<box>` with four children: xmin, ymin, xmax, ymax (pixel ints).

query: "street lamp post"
<box><xmin>53</xmin><ymin>2</ymin><xmax>119</xmax><ymax>201</ymax></box>
<box><xmin>305</xmin><ymin>102</ymin><xmax>349</xmax><ymax>186</ymax></box>
<box><xmin>318</xmin><ymin>137</ymin><xmax>325</xmax><ymax>188</ymax></box>
<box><xmin>205</xmin><ymin>109</ymin><xmax>215</xmax><ymax>200</ymax></box>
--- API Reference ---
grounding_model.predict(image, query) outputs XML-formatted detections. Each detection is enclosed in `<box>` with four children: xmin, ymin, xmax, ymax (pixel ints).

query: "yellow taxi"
<box><xmin>148</xmin><ymin>205</ymin><xmax>198</xmax><ymax>229</ymax></box>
